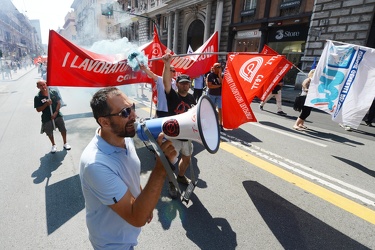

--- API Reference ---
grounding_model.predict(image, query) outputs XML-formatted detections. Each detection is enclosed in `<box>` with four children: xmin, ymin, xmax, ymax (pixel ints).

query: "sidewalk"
<box><xmin>0</xmin><ymin>65</ymin><xmax>36</xmax><ymax>82</ymax></box>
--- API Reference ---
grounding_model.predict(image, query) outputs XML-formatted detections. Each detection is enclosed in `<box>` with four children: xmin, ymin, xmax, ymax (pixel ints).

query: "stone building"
<box><xmin>114</xmin><ymin>0</ymin><xmax>232</xmax><ymax>56</ymax></box>
<box><xmin>230</xmin><ymin>0</ymin><xmax>375</xmax><ymax>85</ymax></box>
<box><xmin>304</xmin><ymin>0</ymin><xmax>375</xmax><ymax>69</ymax></box>
<box><xmin>69</xmin><ymin>0</ymin><xmax>375</xmax><ymax>86</ymax></box>
<box><xmin>0</xmin><ymin>0</ymin><xmax>41</xmax><ymax>62</ymax></box>
<box><xmin>59</xmin><ymin>11</ymin><xmax>77</xmax><ymax>43</ymax></box>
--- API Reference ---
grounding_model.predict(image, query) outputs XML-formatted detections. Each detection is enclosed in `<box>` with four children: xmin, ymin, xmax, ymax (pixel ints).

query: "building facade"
<box><xmin>59</xmin><ymin>11</ymin><xmax>77</xmax><ymax>43</ymax></box>
<box><xmin>0</xmin><ymin>0</ymin><xmax>41</xmax><ymax>63</ymax></box>
<box><xmin>230</xmin><ymin>0</ymin><xmax>375</xmax><ymax>85</ymax></box>
<box><xmin>68</xmin><ymin>0</ymin><xmax>375</xmax><ymax>86</ymax></box>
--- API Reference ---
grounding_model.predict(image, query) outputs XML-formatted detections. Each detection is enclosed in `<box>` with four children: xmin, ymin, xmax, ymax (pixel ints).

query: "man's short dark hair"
<box><xmin>90</xmin><ymin>87</ymin><xmax>121</xmax><ymax>126</ymax></box>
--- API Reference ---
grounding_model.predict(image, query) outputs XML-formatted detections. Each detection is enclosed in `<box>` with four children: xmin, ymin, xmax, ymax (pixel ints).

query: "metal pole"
<box><xmin>128</xmin><ymin>13</ymin><xmax>160</xmax><ymax>35</ymax></box>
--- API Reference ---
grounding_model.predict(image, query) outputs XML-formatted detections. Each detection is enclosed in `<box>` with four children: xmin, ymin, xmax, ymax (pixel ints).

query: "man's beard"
<box><xmin>110</xmin><ymin>120</ymin><xmax>136</xmax><ymax>138</ymax></box>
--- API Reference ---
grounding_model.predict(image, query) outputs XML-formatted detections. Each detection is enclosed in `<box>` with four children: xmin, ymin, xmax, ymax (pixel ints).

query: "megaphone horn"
<box><xmin>137</xmin><ymin>95</ymin><xmax>220</xmax><ymax>154</ymax></box>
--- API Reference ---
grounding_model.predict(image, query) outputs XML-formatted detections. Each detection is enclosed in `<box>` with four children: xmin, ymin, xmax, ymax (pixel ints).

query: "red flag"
<box><xmin>222</xmin><ymin>53</ymin><xmax>292</xmax><ymax>129</ymax></box>
<box><xmin>47</xmin><ymin>30</ymin><xmax>152</xmax><ymax>87</ymax></box>
<box><xmin>138</xmin><ymin>25</ymin><xmax>173</xmax><ymax>104</ymax></box>
<box><xmin>34</xmin><ymin>56</ymin><xmax>47</xmax><ymax>65</ymax></box>
<box><xmin>172</xmin><ymin>32</ymin><xmax>219</xmax><ymax>78</ymax></box>
<box><xmin>260</xmin><ymin>44</ymin><xmax>278</xmax><ymax>55</ymax></box>
<box><xmin>140</xmin><ymin>25</ymin><xmax>172</xmax><ymax>76</ymax></box>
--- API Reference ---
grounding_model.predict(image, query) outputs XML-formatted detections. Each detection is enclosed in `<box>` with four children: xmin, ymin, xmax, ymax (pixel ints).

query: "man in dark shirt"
<box><xmin>206</xmin><ymin>62</ymin><xmax>223</xmax><ymax>131</ymax></box>
<box><xmin>162</xmin><ymin>53</ymin><xmax>196</xmax><ymax>198</ymax></box>
<box><xmin>34</xmin><ymin>79</ymin><xmax>71</xmax><ymax>153</ymax></box>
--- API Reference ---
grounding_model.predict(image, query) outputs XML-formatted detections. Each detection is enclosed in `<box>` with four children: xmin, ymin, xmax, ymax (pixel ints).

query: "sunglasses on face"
<box><xmin>214</xmin><ymin>65</ymin><xmax>221</xmax><ymax>68</ymax></box>
<box><xmin>170</xmin><ymin>69</ymin><xmax>176</xmax><ymax>73</ymax></box>
<box><xmin>103</xmin><ymin>103</ymin><xmax>135</xmax><ymax>118</ymax></box>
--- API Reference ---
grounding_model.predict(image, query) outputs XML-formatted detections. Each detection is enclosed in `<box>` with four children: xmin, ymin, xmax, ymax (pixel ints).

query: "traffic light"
<box><xmin>101</xmin><ymin>3</ymin><xmax>113</xmax><ymax>16</ymax></box>
<box><xmin>0</xmin><ymin>50</ymin><xmax>2</xmax><ymax>58</ymax></box>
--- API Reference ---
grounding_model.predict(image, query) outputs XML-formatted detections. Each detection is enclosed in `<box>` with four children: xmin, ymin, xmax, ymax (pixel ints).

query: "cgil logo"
<box><xmin>239</xmin><ymin>57</ymin><xmax>264</xmax><ymax>89</ymax></box>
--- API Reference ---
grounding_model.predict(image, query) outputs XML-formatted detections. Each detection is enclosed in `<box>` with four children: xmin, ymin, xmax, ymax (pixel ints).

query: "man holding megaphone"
<box><xmin>161</xmin><ymin>53</ymin><xmax>197</xmax><ymax>199</ymax></box>
<box><xmin>79</xmin><ymin>87</ymin><xmax>177</xmax><ymax>249</ymax></box>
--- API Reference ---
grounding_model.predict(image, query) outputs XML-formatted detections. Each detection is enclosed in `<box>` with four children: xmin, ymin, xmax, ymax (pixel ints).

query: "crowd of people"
<box><xmin>1</xmin><ymin>60</ymin><xmax>33</xmax><ymax>79</ymax></box>
<box><xmin>29</xmin><ymin>51</ymin><xmax>374</xmax><ymax>249</ymax></box>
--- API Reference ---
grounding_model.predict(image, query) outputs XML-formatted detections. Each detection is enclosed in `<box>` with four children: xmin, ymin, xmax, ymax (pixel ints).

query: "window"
<box><xmin>163</xmin><ymin>16</ymin><xmax>167</xmax><ymax>30</ymax></box>
<box><xmin>244</xmin><ymin>0</ymin><xmax>257</xmax><ymax>10</ymax></box>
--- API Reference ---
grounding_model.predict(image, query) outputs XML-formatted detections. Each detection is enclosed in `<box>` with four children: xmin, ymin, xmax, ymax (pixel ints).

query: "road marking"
<box><xmin>250</xmin><ymin>122</ymin><xmax>327</xmax><ymax>147</ymax></box>
<box><xmin>220</xmin><ymin>142</ymin><xmax>375</xmax><ymax>225</ymax></box>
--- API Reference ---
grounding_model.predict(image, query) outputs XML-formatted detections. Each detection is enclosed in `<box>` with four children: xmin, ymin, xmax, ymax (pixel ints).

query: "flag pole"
<box><xmin>47</xmin><ymin>87</ymin><xmax>56</xmax><ymax>130</ymax></box>
<box><xmin>147</xmin><ymin>52</ymin><xmax>258</xmax><ymax>61</ymax></box>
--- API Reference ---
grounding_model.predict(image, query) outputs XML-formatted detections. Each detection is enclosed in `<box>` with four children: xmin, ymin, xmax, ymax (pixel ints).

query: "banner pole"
<box><xmin>148</xmin><ymin>52</ymin><xmax>258</xmax><ymax>62</ymax></box>
<box><xmin>47</xmin><ymin>87</ymin><xmax>56</xmax><ymax>130</ymax></box>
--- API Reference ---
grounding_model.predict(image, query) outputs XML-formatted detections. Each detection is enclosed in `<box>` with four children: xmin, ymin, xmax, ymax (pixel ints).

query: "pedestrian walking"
<box><xmin>293</xmin><ymin>70</ymin><xmax>315</xmax><ymax>130</ymax></box>
<box><xmin>260</xmin><ymin>79</ymin><xmax>287</xmax><ymax>116</ymax></box>
<box><xmin>34</xmin><ymin>79</ymin><xmax>71</xmax><ymax>153</ymax></box>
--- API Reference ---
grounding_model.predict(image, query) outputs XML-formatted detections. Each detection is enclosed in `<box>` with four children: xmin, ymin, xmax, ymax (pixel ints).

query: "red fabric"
<box><xmin>139</xmin><ymin>26</ymin><xmax>173</xmax><ymax>104</ymax></box>
<box><xmin>222</xmin><ymin>53</ymin><xmax>292</xmax><ymax>129</ymax></box>
<box><xmin>34</xmin><ymin>56</ymin><xmax>47</xmax><ymax>65</ymax></box>
<box><xmin>261</xmin><ymin>44</ymin><xmax>278</xmax><ymax>55</ymax></box>
<box><xmin>175</xmin><ymin>32</ymin><xmax>219</xmax><ymax>78</ymax></box>
<box><xmin>46</xmin><ymin>30</ymin><xmax>153</xmax><ymax>87</ymax></box>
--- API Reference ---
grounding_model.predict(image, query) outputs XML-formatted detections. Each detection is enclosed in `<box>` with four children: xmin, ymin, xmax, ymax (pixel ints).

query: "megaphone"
<box><xmin>137</xmin><ymin>95</ymin><xmax>220</xmax><ymax>154</ymax></box>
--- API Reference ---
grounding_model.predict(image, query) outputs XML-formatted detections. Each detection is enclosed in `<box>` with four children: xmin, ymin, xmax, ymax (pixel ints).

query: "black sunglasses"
<box><xmin>103</xmin><ymin>103</ymin><xmax>135</xmax><ymax>118</ymax></box>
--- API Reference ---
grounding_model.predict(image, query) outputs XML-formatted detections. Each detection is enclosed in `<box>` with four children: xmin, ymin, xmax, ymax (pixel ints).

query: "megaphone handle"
<box><xmin>142</xmin><ymin>124</ymin><xmax>181</xmax><ymax>195</ymax></box>
<box><xmin>182</xmin><ymin>140</ymin><xmax>198</xmax><ymax>204</ymax></box>
<box><xmin>187</xmin><ymin>140</ymin><xmax>196</xmax><ymax>184</ymax></box>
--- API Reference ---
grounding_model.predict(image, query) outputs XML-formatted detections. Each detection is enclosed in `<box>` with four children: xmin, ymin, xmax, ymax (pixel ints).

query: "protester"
<box><xmin>206</xmin><ymin>63</ymin><xmax>223</xmax><ymax>131</ymax></box>
<box><xmin>34</xmin><ymin>79</ymin><xmax>71</xmax><ymax>153</ymax></box>
<box><xmin>193</xmin><ymin>74</ymin><xmax>205</xmax><ymax>102</ymax></box>
<box><xmin>293</xmin><ymin>70</ymin><xmax>315</xmax><ymax>130</ymax></box>
<box><xmin>79</xmin><ymin>87</ymin><xmax>177</xmax><ymax>249</ymax></box>
<box><xmin>364</xmin><ymin>98</ymin><xmax>375</xmax><ymax>127</ymax></box>
<box><xmin>4</xmin><ymin>62</ymin><xmax>12</xmax><ymax>79</ymax></box>
<box><xmin>259</xmin><ymin>79</ymin><xmax>287</xmax><ymax>116</ymax></box>
<box><xmin>139</xmin><ymin>64</ymin><xmax>177</xmax><ymax>118</ymax></box>
<box><xmin>162</xmin><ymin>53</ymin><xmax>196</xmax><ymax>198</ymax></box>
<box><xmin>42</xmin><ymin>71</ymin><xmax>67</xmax><ymax>107</ymax></box>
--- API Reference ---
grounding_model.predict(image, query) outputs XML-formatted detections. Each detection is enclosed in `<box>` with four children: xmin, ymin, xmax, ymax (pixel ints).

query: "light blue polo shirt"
<box><xmin>80</xmin><ymin>128</ymin><xmax>141</xmax><ymax>249</ymax></box>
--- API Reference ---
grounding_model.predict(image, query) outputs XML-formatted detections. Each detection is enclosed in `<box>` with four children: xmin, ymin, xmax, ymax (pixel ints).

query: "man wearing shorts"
<box><xmin>34</xmin><ymin>79</ymin><xmax>71</xmax><ymax>153</ymax></box>
<box><xmin>206</xmin><ymin>62</ymin><xmax>223</xmax><ymax>131</ymax></box>
<box><xmin>162</xmin><ymin>53</ymin><xmax>196</xmax><ymax>199</ymax></box>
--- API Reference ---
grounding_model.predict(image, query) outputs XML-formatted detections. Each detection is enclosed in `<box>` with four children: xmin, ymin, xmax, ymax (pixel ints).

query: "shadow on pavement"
<box><xmin>221</xmin><ymin>127</ymin><xmax>262</xmax><ymax>144</ymax></box>
<box><xmin>31</xmin><ymin>150</ymin><xmax>68</xmax><ymax>184</ymax></box>
<box><xmin>156</xmin><ymin>193</ymin><xmax>237</xmax><ymax>249</ymax></box>
<box><xmin>243</xmin><ymin>181</ymin><xmax>369</xmax><ymax>250</ymax></box>
<box><xmin>259</xmin><ymin>121</ymin><xmax>364</xmax><ymax>146</ymax></box>
<box><xmin>45</xmin><ymin>174</ymin><xmax>85</xmax><ymax>235</ymax></box>
<box><xmin>332</xmin><ymin>156</ymin><xmax>375</xmax><ymax>178</ymax></box>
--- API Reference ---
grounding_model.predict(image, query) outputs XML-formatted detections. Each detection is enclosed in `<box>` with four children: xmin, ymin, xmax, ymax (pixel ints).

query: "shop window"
<box><xmin>162</xmin><ymin>16</ymin><xmax>167</xmax><ymax>30</ymax></box>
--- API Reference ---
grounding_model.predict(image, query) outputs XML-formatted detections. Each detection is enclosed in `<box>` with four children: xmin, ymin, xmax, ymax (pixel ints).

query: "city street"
<box><xmin>0</xmin><ymin>67</ymin><xmax>374</xmax><ymax>249</ymax></box>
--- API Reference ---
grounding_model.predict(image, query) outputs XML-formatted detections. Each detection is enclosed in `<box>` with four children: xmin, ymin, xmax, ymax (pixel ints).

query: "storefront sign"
<box><xmin>236</xmin><ymin>30</ymin><xmax>261</xmax><ymax>39</ymax></box>
<box><xmin>268</xmin><ymin>24</ymin><xmax>308</xmax><ymax>42</ymax></box>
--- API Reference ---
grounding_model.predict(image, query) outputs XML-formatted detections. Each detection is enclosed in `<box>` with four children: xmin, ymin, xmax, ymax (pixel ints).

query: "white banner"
<box><xmin>305</xmin><ymin>40</ymin><xmax>375</xmax><ymax>128</ymax></box>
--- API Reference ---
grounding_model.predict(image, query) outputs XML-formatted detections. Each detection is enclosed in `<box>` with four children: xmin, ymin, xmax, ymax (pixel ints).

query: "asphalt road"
<box><xmin>0</xmin><ymin>68</ymin><xmax>374</xmax><ymax>249</ymax></box>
